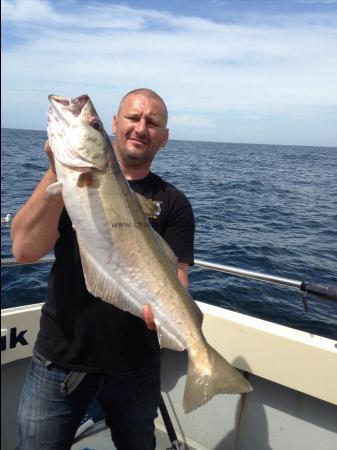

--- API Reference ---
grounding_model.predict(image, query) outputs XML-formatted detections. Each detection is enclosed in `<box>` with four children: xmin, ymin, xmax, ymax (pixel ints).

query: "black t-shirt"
<box><xmin>35</xmin><ymin>172</ymin><xmax>195</xmax><ymax>373</ymax></box>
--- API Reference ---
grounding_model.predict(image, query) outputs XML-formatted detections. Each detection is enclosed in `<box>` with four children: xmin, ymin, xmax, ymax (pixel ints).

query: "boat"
<box><xmin>1</xmin><ymin>257</ymin><xmax>337</xmax><ymax>450</ymax></box>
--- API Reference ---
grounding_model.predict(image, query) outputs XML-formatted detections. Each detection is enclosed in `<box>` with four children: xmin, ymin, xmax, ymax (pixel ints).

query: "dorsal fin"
<box><xmin>153</xmin><ymin>230</ymin><xmax>178</xmax><ymax>269</ymax></box>
<box><xmin>153</xmin><ymin>231</ymin><xmax>203</xmax><ymax>326</ymax></box>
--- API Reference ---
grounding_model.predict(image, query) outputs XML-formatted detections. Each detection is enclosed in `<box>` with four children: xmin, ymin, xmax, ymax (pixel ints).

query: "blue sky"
<box><xmin>2</xmin><ymin>0</ymin><xmax>337</xmax><ymax>146</ymax></box>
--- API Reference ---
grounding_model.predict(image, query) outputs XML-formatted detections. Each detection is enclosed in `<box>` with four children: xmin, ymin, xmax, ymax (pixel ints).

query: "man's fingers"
<box><xmin>143</xmin><ymin>305</ymin><xmax>156</xmax><ymax>331</ymax></box>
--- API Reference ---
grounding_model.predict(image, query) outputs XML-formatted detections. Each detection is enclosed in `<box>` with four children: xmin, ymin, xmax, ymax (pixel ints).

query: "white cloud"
<box><xmin>2</xmin><ymin>0</ymin><xmax>56</xmax><ymax>22</ymax></box>
<box><xmin>2</xmin><ymin>0</ymin><xmax>337</xmax><ymax>145</ymax></box>
<box><xmin>2</xmin><ymin>0</ymin><xmax>224</xmax><ymax>31</ymax></box>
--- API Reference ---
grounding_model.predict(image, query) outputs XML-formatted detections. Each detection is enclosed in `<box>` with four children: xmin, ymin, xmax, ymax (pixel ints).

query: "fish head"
<box><xmin>47</xmin><ymin>94</ymin><xmax>109</xmax><ymax>172</ymax></box>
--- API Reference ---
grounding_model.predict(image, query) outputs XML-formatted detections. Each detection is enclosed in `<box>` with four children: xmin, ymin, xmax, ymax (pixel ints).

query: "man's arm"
<box><xmin>12</xmin><ymin>141</ymin><xmax>64</xmax><ymax>263</ymax></box>
<box><xmin>11</xmin><ymin>167</ymin><xmax>64</xmax><ymax>263</ymax></box>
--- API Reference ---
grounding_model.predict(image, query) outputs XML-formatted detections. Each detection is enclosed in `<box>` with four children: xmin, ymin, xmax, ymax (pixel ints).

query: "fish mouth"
<box><xmin>47</xmin><ymin>94</ymin><xmax>108</xmax><ymax>172</ymax></box>
<box><xmin>48</xmin><ymin>94</ymin><xmax>90</xmax><ymax>117</ymax></box>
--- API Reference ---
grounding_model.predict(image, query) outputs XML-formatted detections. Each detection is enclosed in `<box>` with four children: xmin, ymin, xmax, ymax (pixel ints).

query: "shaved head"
<box><xmin>118</xmin><ymin>88</ymin><xmax>168</xmax><ymax>126</ymax></box>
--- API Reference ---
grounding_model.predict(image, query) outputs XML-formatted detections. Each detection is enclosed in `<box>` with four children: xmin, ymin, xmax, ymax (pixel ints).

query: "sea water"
<box><xmin>1</xmin><ymin>128</ymin><xmax>337</xmax><ymax>339</ymax></box>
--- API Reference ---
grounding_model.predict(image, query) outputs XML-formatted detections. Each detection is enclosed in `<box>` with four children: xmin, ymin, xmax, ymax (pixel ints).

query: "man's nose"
<box><xmin>134</xmin><ymin>118</ymin><xmax>147</xmax><ymax>134</ymax></box>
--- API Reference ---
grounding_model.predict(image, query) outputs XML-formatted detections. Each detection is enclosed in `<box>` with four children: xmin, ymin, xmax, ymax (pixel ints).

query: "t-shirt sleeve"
<box><xmin>162</xmin><ymin>193</ymin><xmax>195</xmax><ymax>265</ymax></box>
<box><xmin>57</xmin><ymin>208</ymin><xmax>72</xmax><ymax>235</ymax></box>
<box><xmin>55</xmin><ymin>208</ymin><xmax>75</xmax><ymax>253</ymax></box>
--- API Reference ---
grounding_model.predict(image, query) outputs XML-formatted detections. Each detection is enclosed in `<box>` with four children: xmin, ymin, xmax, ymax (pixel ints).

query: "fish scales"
<box><xmin>46</xmin><ymin>94</ymin><xmax>252</xmax><ymax>413</ymax></box>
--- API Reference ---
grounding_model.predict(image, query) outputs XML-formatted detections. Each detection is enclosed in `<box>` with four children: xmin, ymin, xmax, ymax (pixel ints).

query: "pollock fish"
<box><xmin>46</xmin><ymin>94</ymin><xmax>252</xmax><ymax>413</ymax></box>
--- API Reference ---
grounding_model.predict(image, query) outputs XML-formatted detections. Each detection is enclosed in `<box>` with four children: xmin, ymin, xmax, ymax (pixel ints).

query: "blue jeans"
<box><xmin>16</xmin><ymin>355</ymin><xmax>161</xmax><ymax>450</ymax></box>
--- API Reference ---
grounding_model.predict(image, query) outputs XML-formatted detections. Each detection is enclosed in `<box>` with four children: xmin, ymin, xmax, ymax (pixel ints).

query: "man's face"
<box><xmin>112</xmin><ymin>94</ymin><xmax>169</xmax><ymax>167</ymax></box>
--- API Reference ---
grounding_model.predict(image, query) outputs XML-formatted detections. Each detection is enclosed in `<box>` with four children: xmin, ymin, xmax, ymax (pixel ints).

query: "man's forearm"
<box><xmin>11</xmin><ymin>169</ymin><xmax>64</xmax><ymax>263</ymax></box>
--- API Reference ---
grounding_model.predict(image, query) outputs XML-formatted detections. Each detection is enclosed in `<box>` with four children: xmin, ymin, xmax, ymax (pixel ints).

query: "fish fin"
<box><xmin>78</xmin><ymin>241</ymin><xmax>143</xmax><ymax>318</ymax></box>
<box><xmin>190</xmin><ymin>298</ymin><xmax>204</xmax><ymax>326</ymax></box>
<box><xmin>78</xmin><ymin>240</ymin><xmax>186</xmax><ymax>352</ymax></box>
<box><xmin>46</xmin><ymin>181</ymin><xmax>63</xmax><ymax>196</ymax></box>
<box><xmin>135</xmin><ymin>192</ymin><xmax>162</xmax><ymax>219</ymax></box>
<box><xmin>77</xmin><ymin>171</ymin><xmax>100</xmax><ymax>188</ymax></box>
<box><xmin>183</xmin><ymin>344</ymin><xmax>252</xmax><ymax>413</ymax></box>
<box><xmin>153</xmin><ymin>230</ymin><xmax>178</xmax><ymax>269</ymax></box>
<box><xmin>154</xmin><ymin>232</ymin><xmax>203</xmax><ymax>326</ymax></box>
<box><xmin>154</xmin><ymin>318</ymin><xmax>185</xmax><ymax>351</ymax></box>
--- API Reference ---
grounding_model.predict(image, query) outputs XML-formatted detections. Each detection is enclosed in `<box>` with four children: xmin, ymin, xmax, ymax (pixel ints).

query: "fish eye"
<box><xmin>90</xmin><ymin>119</ymin><xmax>103</xmax><ymax>131</ymax></box>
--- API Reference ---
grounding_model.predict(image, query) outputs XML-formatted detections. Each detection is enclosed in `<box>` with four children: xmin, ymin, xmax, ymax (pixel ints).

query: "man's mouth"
<box><xmin>128</xmin><ymin>137</ymin><xmax>149</xmax><ymax>145</ymax></box>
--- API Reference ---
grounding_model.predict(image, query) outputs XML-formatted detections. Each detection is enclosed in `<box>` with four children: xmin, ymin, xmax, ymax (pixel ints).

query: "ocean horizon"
<box><xmin>3</xmin><ymin>127</ymin><xmax>336</xmax><ymax>149</ymax></box>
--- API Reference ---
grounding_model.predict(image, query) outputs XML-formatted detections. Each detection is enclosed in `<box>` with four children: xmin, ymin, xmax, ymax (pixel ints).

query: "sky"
<box><xmin>1</xmin><ymin>0</ymin><xmax>337</xmax><ymax>146</ymax></box>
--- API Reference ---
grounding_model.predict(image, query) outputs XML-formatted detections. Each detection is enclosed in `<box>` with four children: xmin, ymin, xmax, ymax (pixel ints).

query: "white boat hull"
<box><xmin>2</xmin><ymin>301</ymin><xmax>337</xmax><ymax>449</ymax></box>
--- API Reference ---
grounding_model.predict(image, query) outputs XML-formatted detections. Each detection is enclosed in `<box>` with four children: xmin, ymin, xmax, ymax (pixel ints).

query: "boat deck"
<box><xmin>2</xmin><ymin>302</ymin><xmax>337</xmax><ymax>450</ymax></box>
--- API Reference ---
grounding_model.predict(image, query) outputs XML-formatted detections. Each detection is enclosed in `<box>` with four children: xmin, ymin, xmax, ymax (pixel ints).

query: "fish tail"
<box><xmin>183</xmin><ymin>344</ymin><xmax>252</xmax><ymax>413</ymax></box>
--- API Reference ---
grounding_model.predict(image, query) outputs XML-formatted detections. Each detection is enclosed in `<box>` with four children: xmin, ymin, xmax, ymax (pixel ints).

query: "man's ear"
<box><xmin>160</xmin><ymin>128</ymin><xmax>169</xmax><ymax>149</ymax></box>
<box><xmin>112</xmin><ymin>115</ymin><xmax>117</xmax><ymax>134</ymax></box>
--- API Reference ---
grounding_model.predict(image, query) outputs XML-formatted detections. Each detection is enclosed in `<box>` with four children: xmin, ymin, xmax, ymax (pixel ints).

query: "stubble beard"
<box><xmin>116</xmin><ymin>145</ymin><xmax>154</xmax><ymax>168</ymax></box>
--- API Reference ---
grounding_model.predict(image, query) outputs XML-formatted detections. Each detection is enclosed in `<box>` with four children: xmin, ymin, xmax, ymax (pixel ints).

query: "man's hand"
<box><xmin>45</xmin><ymin>140</ymin><xmax>56</xmax><ymax>175</ymax></box>
<box><xmin>142</xmin><ymin>305</ymin><xmax>156</xmax><ymax>331</ymax></box>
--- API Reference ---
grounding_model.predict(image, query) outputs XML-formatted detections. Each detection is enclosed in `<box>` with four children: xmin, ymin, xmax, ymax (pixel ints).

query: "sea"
<box><xmin>1</xmin><ymin>128</ymin><xmax>337</xmax><ymax>340</ymax></box>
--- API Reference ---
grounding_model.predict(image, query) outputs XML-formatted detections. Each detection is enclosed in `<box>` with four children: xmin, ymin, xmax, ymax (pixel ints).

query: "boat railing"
<box><xmin>1</xmin><ymin>255</ymin><xmax>336</xmax><ymax>303</ymax></box>
<box><xmin>194</xmin><ymin>259</ymin><xmax>302</xmax><ymax>289</ymax></box>
<box><xmin>1</xmin><ymin>255</ymin><xmax>55</xmax><ymax>267</ymax></box>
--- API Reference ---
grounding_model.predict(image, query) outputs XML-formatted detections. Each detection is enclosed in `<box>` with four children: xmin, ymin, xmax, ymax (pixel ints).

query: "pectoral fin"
<box><xmin>46</xmin><ymin>181</ymin><xmax>63</xmax><ymax>196</ymax></box>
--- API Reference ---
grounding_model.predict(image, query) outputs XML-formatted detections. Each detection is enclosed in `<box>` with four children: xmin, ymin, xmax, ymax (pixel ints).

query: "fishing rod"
<box><xmin>194</xmin><ymin>259</ymin><xmax>337</xmax><ymax>311</ymax></box>
<box><xmin>159</xmin><ymin>395</ymin><xmax>184</xmax><ymax>450</ymax></box>
<box><xmin>72</xmin><ymin>393</ymin><xmax>182</xmax><ymax>448</ymax></box>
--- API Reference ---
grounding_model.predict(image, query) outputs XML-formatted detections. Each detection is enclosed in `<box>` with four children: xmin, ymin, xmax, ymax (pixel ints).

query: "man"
<box><xmin>11</xmin><ymin>88</ymin><xmax>195</xmax><ymax>450</ymax></box>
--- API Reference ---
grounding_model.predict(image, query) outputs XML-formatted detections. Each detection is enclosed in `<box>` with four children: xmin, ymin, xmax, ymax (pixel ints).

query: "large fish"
<box><xmin>46</xmin><ymin>94</ymin><xmax>252</xmax><ymax>413</ymax></box>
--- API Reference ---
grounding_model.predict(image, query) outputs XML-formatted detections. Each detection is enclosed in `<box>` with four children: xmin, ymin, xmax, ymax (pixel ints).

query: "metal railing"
<box><xmin>194</xmin><ymin>259</ymin><xmax>302</xmax><ymax>289</ymax></box>
<box><xmin>1</xmin><ymin>255</ymin><xmax>55</xmax><ymax>267</ymax></box>
<box><xmin>2</xmin><ymin>255</ymin><xmax>336</xmax><ymax>302</ymax></box>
